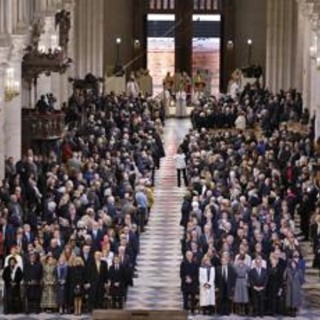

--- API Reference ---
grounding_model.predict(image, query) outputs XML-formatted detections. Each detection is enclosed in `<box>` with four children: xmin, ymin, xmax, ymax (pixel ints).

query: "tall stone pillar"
<box><xmin>4</xmin><ymin>33</ymin><xmax>27</xmax><ymax>162</ymax></box>
<box><xmin>266</xmin><ymin>0</ymin><xmax>279</xmax><ymax>92</ymax></box>
<box><xmin>302</xmin><ymin>18</ymin><xmax>311</xmax><ymax>110</ymax></box>
<box><xmin>0</xmin><ymin>46</ymin><xmax>9</xmax><ymax>180</ymax></box>
<box><xmin>283</xmin><ymin>0</ymin><xmax>294</xmax><ymax>89</ymax></box>
<box><xmin>266</xmin><ymin>0</ymin><xmax>297</xmax><ymax>93</ymax></box>
<box><xmin>17</xmin><ymin>0</ymin><xmax>30</xmax><ymax>30</ymax></box>
<box><xmin>293</xmin><ymin>0</ymin><xmax>304</xmax><ymax>91</ymax></box>
<box><xmin>64</xmin><ymin>0</ymin><xmax>76</xmax><ymax>79</ymax></box>
<box><xmin>74</xmin><ymin>0</ymin><xmax>104</xmax><ymax>78</ymax></box>
<box><xmin>175</xmin><ymin>0</ymin><xmax>193</xmax><ymax>75</ymax></box>
<box><xmin>0</xmin><ymin>0</ymin><xmax>8</xmax><ymax>34</ymax></box>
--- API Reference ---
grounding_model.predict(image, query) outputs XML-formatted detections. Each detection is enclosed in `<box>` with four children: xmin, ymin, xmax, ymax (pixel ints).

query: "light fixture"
<box><xmin>227</xmin><ymin>40</ymin><xmax>234</xmax><ymax>50</ymax></box>
<box><xmin>247</xmin><ymin>39</ymin><xmax>253</xmax><ymax>66</ymax></box>
<box><xmin>114</xmin><ymin>38</ymin><xmax>123</xmax><ymax>76</ymax></box>
<box><xmin>310</xmin><ymin>45</ymin><xmax>317</xmax><ymax>59</ymax></box>
<box><xmin>50</xmin><ymin>34</ymin><xmax>58</xmax><ymax>50</ymax></box>
<box><xmin>316</xmin><ymin>56</ymin><xmax>320</xmax><ymax>70</ymax></box>
<box><xmin>134</xmin><ymin>39</ymin><xmax>140</xmax><ymax>49</ymax></box>
<box><xmin>38</xmin><ymin>45</ymin><xmax>46</xmax><ymax>53</ymax></box>
<box><xmin>4</xmin><ymin>67</ymin><xmax>20</xmax><ymax>102</ymax></box>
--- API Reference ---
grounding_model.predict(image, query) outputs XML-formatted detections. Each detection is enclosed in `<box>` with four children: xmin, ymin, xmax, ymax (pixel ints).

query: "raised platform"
<box><xmin>92</xmin><ymin>309</ymin><xmax>188</xmax><ymax>320</ymax></box>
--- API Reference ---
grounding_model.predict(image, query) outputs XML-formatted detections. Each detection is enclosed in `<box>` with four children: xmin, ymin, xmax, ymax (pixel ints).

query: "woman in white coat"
<box><xmin>199</xmin><ymin>255</ymin><xmax>216</xmax><ymax>315</ymax></box>
<box><xmin>234</xmin><ymin>111</ymin><xmax>246</xmax><ymax>130</ymax></box>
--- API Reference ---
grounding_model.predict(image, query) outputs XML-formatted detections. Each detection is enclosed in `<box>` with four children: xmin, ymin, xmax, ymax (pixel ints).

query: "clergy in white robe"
<box><xmin>199</xmin><ymin>259</ymin><xmax>216</xmax><ymax>307</ymax></box>
<box><xmin>176</xmin><ymin>90</ymin><xmax>187</xmax><ymax>118</ymax></box>
<box><xmin>126</xmin><ymin>77</ymin><xmax>140</xmax><ymax>98</ymax></box>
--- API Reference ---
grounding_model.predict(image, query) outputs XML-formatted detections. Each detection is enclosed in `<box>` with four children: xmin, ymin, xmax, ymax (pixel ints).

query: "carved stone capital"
<box><xmin>10</xmin><ymin>33</ymin><xmax>29</xmax><ymax>62</ymax></box>
<box><xmin>0</xmin><ymin>46</ymin><xmax>10</xmax><ymax>66</ymax></box>
<box><xmin>63</xmin><ymin>0</ymin><xmax>75</xmax><ymax>10</ymax></box>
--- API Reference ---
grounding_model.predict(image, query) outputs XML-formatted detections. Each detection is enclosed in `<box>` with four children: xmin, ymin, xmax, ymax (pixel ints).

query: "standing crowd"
<box><xmin>0</xmin><ymin>90</ymin><xmax>165</xmax><ymax>315</ymax></box>
<box><xmin>191</xmin><ymin>85</ymin><xmax>309</xmax><ymax>134</ymax></box>
<box><xmin>179</xmin><ymin>87</ymin><xmax>319</xmax><ymax>317</ymax></box>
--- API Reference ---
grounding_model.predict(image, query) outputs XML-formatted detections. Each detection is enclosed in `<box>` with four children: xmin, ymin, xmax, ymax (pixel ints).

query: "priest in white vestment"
<box><xmin>199</xmin><ymin>256</ymin><xmax>216</xmax><ymax>313</ymax></box>
<box><xmin>176</xmin><ymin>90</ymin><xmax>187</xmax><ymax>118</ymax></box>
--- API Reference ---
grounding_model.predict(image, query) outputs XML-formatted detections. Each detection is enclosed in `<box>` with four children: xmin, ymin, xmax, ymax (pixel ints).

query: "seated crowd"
<box><xmin>179</xmin><ymin>115</ymin><xmax>319</xmax><ymax>317</ymax></box>
<box><xmin>191</xmin><ymin>85</ymin><xmax>309</xmax><ymax>133</ymax></box>
<box><xmin>0</xmin><ymin>90</ymin><xmax>165</xmax><ymax>315</ymax></box>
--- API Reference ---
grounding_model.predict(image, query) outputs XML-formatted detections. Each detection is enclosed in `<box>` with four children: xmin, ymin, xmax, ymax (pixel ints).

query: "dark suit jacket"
<box><xmin>128</xmin><ymin>231</ymin><xmax>139</xmax><ymax>258</ymax></box>
<box><xmin>215</xmin><ymin>264</ymin><xmax>237</xmax><ymax>298</ymax></box>
<box><xmin>22</xmin><ymin>232</ymin><xmax>35</xmax><ymax>253</ymax></box>
<box><xmin>180</xmin><ymin>260</ymin><xmax>198</xmax><ymax>294</ymax></box>
<box><xmin>88</xmin><ymin>260</ymin><xmax>109</xmax><ymax>306</ymax></box>
<box><xmin>89</xmin><ymin>230</ymin><xmax>104</xmax><ymax>251</ymax></box>
<box><xmin>108</xmin><ymin>265</ymin><xmax>126</xmax><ymax>296</ymax></box>
<box><xmin>80</xmin><ymin>251</ymin><xmax>94</xmax><ymax>283</ymax></box>
<box><xmin>1</xmin><ymin>224</ymin><xmax>15</xmax><ymax>252</ymax></box>
<box><xmin>249</xmin><ymin>267</ymin><xmax>268</xmax><ymax>290</ymax></box>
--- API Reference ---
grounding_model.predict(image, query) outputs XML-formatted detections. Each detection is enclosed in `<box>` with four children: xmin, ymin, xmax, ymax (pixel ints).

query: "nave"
<box><xmin>126</xmin><ymin>118</ymin><xmax>190</xmax><ymax>309</ymax></box>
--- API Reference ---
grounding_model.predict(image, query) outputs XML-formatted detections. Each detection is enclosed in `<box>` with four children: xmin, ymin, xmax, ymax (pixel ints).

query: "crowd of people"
<box><xmin>0</xmin><ymin>88</ymin><xmax>166</xmax><ymax>315</ymax></box>
<box><xmin>191</xmin><ymin>85</ymin><xmax>309</xmax><ymax>134</ymax></box>
<box><xmin>179</xmin><ymin>102</ymin><xmax>319</xmax><ymax>317</ymax></box>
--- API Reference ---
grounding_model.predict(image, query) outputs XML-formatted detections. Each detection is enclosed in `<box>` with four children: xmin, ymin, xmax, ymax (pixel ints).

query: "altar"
<box><xmin>104</xmin><ymin>75</ymin><xmax>126</xmax><ymax>95</ymax></box>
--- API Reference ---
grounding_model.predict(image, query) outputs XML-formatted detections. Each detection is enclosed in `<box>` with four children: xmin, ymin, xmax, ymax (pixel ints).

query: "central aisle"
<box><xmin>126</xmin><ymin>118</ymin><xmax>190</xmax><ymax>310</ymax></box>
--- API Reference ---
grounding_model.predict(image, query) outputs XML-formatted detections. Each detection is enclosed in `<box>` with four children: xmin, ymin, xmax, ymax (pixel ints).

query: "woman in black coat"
<box><xmin>2</xmin><ymin>257</ymin><xmax>23</xmax><ymax>314</ymax></box>
<box><xmin>69</xmin><ymin>257</ymin><xmax>85</xmax><ymax>316</ymax></box>
<box><xmin>266</xmin><ymin>255</ymin><xmax>285</xmax><ymax>316</ymax></box>
<box><xmin>180</xmin><ymin>250</ymin><xmax>199</xmax><ymax>314</ymax></box>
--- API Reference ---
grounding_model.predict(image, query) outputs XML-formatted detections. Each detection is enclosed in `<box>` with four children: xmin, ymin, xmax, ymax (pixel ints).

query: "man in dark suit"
<box><xmin>0</xmin><ymin>217</ymin><xmax>15</xmax><ymax>257</ymax></box>
<box><xmin>215</xmin><ymin>254</ymin><xmax>237</xmax><ymax>315</ymax></box>
<box><xmin>118</xmin><ymin>245</ymin><xmax>133</xmax><ymax>295</ymax></box>
<box><xmin>249</xmin><ymin>256</ymin><xmax>268</xmax><ymax>317</ymax></box>
<box><xmin>123</xmin><ymin>226</ymin><xmax>139</xmax><ymax>265</ymax></box>
<box><xmin>88</xmin><ymin>251</ymin><xmax>109</xmax><ymax>311</ymax></box>
<box><xmin>81</xmin><ymin>244</ymin><xmax>94</xmax><ymax>309</ymax></box>
<box><xmin>108</xmin><ymin>256</ymin><xmax>126</xmax><ymax>309</ymax></box>
<box><xmin>24</xmin><ymin>253</ymin><xmax>43</xmax><ymax>314</ymax></box>
<box><xmin>89</xmin><ymin>222</ymin><xmax>104</xmax><ymax>251</ymax></box>
<box><xmin>22</xmin><ymin>224</ymin><xmax>35</xmax><ymax>253</ymax></box>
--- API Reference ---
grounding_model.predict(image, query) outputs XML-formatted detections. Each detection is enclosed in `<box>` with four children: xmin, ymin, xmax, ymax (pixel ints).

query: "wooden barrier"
<box><xmin>92</xmin><ymin>309</ymin><xmax>188</xmax><ymax>320</ymax></box>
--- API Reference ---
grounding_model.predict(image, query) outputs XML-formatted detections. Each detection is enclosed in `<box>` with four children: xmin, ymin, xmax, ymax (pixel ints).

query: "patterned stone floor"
<box><xmin>125</xmin><ymin>118</ymin><xmax>191</xmax><ymax>310</ymax></box>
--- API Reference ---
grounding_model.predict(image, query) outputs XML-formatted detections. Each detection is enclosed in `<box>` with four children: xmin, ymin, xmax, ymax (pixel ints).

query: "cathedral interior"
<box><xmin>0</xmin><ymin>0</ymin><xmax>320</xmax><ymax>319</ymax></box>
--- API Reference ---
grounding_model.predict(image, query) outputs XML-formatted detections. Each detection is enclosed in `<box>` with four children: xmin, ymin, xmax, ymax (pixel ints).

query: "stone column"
<box><xmin>302</xmin><ymin>17</ymin><xmax>312</xmax><ymax>110</ymax></box>
<box><xmin>74</xmin><ymin>0</ymin><xmax>104</xmax><ymax>78</ymax></box>
<box><xmin>17</xmin><ymin>0</ymin><xmax>30</xmax><ymax>30</ymax></box>
<box><xmin>309</xmin><ymin>15</ymin><xmax>319</xmax><ymax>116</ymax></box>
<box><xmin>277</xmin><ymin>0</ymin><xmax>284</xmax><ymax>90</ymax></box>
<box><xmin>293</xmin><ymin>0</ymin><xmax>304</xmax><ymax>91</ymax></box>
<box><xmin>0</xmin><ymin>0</ymin><xmax>8</xmax><ymax>33</ymax></box>
<box><xmin>95</xmin><ymin>0</ymin><xmax>104</xmax><ymax>76</ymax></box>
<box><xmin>0</xmin><ymin>46</ymin><xmax>9</xmax><ymax>180</ymax></box>
<box><xmin>283</xmin><ymin>0</ymin><xmax>294</xmax><ymax>89</ymax></box>
<box><xmin>266</xmin><ymin>0</ymin><xmax>296</xmax><ymax>92</ymax></box>
<box><xmin>64</xmin><ymin>0</ymin><xmax>76</xmax><ymax>97</ymax></box>
<box><xmin>175</xmin><ymin>0</ymin><xmax>193</xmax><ymax>75</ymax></box>
<box><xmin>265</xmin><ymin>0</ymin><xmax>274</xmax><ymax>91</ymax></box>
<box><xmin>4</xmin><ymin>33</ymin><xmax>27</xmax><ymax>162</ymax></box>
